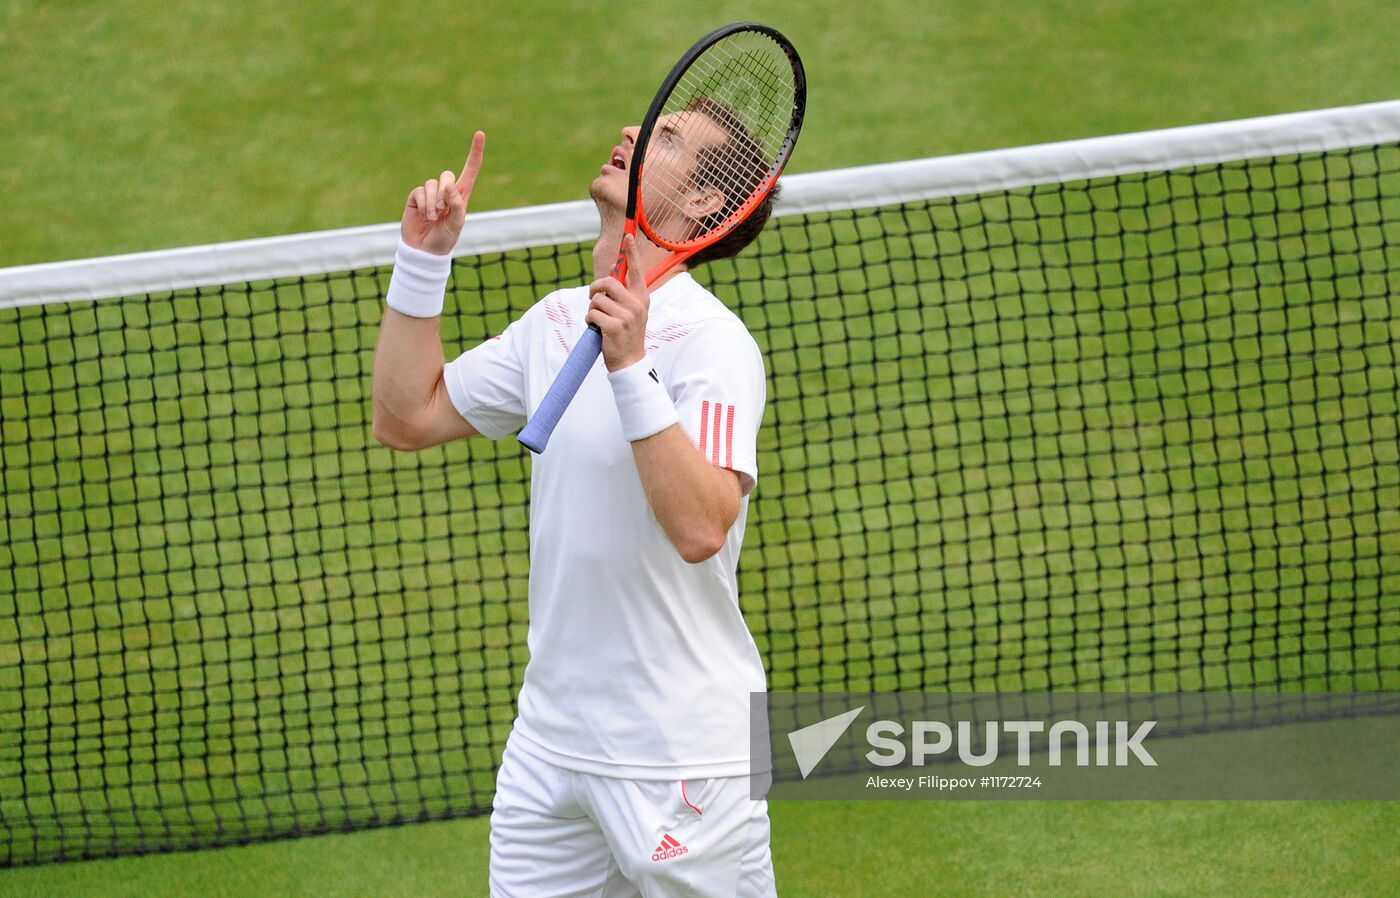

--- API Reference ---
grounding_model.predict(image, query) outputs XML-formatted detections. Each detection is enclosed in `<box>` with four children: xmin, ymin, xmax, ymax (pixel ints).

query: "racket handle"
<box><xmin>517</xmin><ymin>326</ymin><xmax>603</xmax><ymax>453</ymax></box>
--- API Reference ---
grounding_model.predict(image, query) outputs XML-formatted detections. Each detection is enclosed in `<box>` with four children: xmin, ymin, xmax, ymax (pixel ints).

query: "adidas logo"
<box><xmin>650</xmin><ymin>833</ymin><xmax>688</xmax><ymax>862</ymax></box>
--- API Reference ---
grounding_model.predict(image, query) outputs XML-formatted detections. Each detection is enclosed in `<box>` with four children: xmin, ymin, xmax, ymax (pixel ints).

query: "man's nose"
<box><xmin>622</xmin><ymin>125</ymin><xmax>640</xmax><ymax>145</ymax></box>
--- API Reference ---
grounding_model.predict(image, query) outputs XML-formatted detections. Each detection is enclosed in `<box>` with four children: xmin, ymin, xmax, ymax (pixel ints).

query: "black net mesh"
<box><xmin>2</xmin><ymin>144</ymin><xmax>1398</xmax><ymax>865</ymax></box>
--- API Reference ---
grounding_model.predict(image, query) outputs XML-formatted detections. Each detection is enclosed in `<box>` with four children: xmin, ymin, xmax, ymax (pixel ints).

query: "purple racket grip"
<box><xmin>517</xmin><ymin>326</ymin><xmax>603</xmax><ymax>453</ymax></box>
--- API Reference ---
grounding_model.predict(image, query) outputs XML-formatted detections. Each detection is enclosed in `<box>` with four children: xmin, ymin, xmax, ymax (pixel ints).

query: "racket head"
<box><xmin>626</xmin><ymin>22</ymin><xmax>806</xmax><ymax>255</ymax></box>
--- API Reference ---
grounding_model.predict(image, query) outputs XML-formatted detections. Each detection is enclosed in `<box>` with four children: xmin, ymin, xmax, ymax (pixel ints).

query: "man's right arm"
<box><xmin>371</xmin><ymin>131</ymin><xmax>486</xmax><ymax>452</ymax></box>
<box><xmin>372</xmin><ymin>308</ymin><xmax>478</xmax><ymax>450</ymax></box>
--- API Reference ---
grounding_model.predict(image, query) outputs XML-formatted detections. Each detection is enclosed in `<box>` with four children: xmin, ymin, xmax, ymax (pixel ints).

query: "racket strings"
<box><xmin>639</xmin><ymin>32</ymin><xmax>798</xmax><ymax>247</ymax></box>
<box><xmin>652</xmin><ymin>45</ymin><xmax>790</xmax><ymax>197</ymax></box>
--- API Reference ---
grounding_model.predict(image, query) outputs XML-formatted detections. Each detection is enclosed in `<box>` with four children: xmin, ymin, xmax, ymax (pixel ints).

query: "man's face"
<box><xmin>590</xmin><ymin>111</ymin><xmax>731</xmax><ymax>240</ymax></box>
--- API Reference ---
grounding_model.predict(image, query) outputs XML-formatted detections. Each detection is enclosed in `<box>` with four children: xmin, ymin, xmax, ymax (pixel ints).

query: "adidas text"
<box><xmin>652</xmin><ymin>845</ymin><xmax>689</xmax><ymax>861</ymax></box>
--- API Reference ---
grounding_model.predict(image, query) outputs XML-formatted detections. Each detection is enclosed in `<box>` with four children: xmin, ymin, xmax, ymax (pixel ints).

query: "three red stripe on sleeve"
<box><xmin>697</xmin><ymin>400</ymin><xmax>734</xmax><ymax>469</ymax></box>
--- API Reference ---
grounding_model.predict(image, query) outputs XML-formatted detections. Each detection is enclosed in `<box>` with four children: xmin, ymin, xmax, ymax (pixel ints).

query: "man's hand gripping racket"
<box><xmin>517</xmin><ymin>22</ymin><xmax>806</xmax><ymax>452</ymax></box>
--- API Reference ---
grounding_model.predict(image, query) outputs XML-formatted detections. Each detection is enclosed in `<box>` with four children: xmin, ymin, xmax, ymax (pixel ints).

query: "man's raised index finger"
<box><xmin>458</xmin><ymin>130</ymin><xmax>487</xmax><ymax>191</ymax></box>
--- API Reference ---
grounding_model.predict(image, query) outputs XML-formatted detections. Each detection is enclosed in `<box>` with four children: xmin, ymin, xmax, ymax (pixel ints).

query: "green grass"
<box><xmin>3</xmin><ymin>0</ymin><xmax>1400</xmax><ymax>894</ymax></box>
<box><xmin>5</xmin><ymin>802</ymin><xmax>1400</xmax><ymax>898</ymax></box>
<box><xmin>1</xmin><ymin>0</ymin><xmax>1398</xmax><ymax>266</ymax></box>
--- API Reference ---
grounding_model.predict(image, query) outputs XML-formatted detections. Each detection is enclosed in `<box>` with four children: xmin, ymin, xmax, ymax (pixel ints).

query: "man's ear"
<box><xmin>686</xmin><ymin>187</ymin><xmax>726</xmax><ymax>220</ymax></box>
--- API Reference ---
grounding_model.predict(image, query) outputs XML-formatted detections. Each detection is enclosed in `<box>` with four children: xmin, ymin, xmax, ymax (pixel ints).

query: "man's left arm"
<box><xmin>628</xmin><ymin>424</ymin><xmax>742</xmax><ymax>563</ymax></box>
<box><xmin>586</xmin><ymin>236</ymin><xmax>761</xmax><ymax>563</ymax></box>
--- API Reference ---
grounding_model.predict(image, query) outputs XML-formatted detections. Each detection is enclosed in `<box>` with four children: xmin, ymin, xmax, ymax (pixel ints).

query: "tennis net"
<box><xmin>2</xmin><ymin>101</ymin><xmax>1398</xmax><ymax>865</ymax></box>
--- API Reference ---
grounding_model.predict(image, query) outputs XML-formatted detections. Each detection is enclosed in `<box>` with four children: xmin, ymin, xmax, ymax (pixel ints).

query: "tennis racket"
<box><xmin>516</xmin><ymin>21</ymin><xmax>806</xmax><ymax>453</ymax></box>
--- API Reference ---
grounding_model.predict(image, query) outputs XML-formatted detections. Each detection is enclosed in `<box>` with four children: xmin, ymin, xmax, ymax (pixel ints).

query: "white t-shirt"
<box><xmin>443</xmin><ymin>272</ymin><xmax>767</xmax><ymax>779</ymax></box>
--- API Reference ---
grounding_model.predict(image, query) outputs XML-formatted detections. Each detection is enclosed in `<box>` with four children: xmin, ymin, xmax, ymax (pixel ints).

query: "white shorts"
<box><xmin>489</xmin><ymin>734</ymin><xmax>777</xmax><ymax>898</ymax></box>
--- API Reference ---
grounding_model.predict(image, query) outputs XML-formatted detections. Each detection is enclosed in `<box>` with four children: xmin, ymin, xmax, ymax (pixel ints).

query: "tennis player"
<box><xmin>371</xmin><ymin>118</ymin><xmax>778</xmax><ymax>897</ymax></box>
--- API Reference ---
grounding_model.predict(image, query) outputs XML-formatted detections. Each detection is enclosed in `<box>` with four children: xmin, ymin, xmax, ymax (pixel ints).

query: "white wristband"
<box><xmin>608</xmin><ymin>357</ymin><xmax>679</xmax><ymax>442</ymax></box>
<box><xmin>385</xmin><ymin>239</ymin><xmax>452</xmax><ymax>317</ymax></box>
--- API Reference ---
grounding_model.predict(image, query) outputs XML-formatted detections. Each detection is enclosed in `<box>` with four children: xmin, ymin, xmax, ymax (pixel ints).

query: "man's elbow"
<box><xmin>372</xmin><ymin>411</ymin><xmax>429</xmax><ymax>452</ymax></box>
<box><xmin>676</xmin><ymin>527</ymin><xmax>727</xmax><ymax>564</ymax></box>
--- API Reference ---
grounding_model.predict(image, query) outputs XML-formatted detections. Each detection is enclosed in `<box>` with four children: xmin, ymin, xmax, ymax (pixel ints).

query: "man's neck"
<box><xmin>592</xmin><ymin>209</ymin><xmax>686</xmax><ymax>289</ymax></box>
